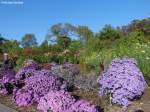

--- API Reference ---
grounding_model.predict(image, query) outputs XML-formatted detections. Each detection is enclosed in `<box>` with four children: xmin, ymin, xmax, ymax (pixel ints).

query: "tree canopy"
<box><xmin>21</xmin><ymin>34</ymin><xmax>37</xmax><ymax>48</ymax></box>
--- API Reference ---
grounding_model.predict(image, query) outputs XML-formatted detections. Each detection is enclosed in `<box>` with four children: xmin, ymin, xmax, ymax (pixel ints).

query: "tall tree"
<box><xmin>46</xmin><ymin>23</ymin><xmax>76</xmax><ymax>43</ymax></box>
<box><xmin>46</xmin><ymin>23</ymin><xmax>77</xmax><ymax>50</ymax></box>
<box><xmin>122</xmin><ymin>18</ymin><xmax>150</xmax><ymax>36</ymax></box>
<box><xmin>76</xmin><ymin>25</ymin><xmax>93</xmax><ymax>43</ymax></box>
<box><xmin>40</xmin><ymin>40</ymin><xmax>49</xmax><ymax>53</ymax></box>
<box><xmin>21</xmin><ymin>34</ymin><xmax>37</xmax><ymax>48</ymax></box>
<box><xmin>57</xmin><ymin>36</ymin><xmax>71</xmax><ymax>49</ymax></box>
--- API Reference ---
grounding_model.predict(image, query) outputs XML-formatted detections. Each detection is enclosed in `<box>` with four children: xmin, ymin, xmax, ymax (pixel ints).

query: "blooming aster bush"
<box><xmin>13</xmin><ymin>69</ymin><xmax>67</xmax><ymax>106</ymax></box>
<box><xmin>98</xmin><ymin>58</ymin><xmax>147</xmax><ymax>107</ymax></box>
<box><xmin>24</xmin><ymin>70</ymin><xmax>67</xmax><ymax>102</ymax></box>
<box><xmin>37</xmin><ymin>90</ymin><xmax>75</xmax><ymax>112</ymax></box>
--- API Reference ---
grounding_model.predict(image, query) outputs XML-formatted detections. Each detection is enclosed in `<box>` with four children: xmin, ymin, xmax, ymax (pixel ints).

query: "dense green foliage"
<box><xmin>21</xmin><ymin>34</ymin><xmax>37</xmax><ymax>48</ymax></box>
<box><xmin>0</xmin><ymin>17</ymin><xmax>150</xmax><ymax>84</ymax></box>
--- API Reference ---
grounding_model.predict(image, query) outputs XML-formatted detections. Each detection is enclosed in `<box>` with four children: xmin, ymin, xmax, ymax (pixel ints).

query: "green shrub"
<box><xmin>15</xmin><ymin>56</ymin><xmax>26</xmax><ymax>70</ymax></box>
<box><xmin>32</xmin><ymin>55</ymin><xmax>52</xmax><ymax>63</ymax></box>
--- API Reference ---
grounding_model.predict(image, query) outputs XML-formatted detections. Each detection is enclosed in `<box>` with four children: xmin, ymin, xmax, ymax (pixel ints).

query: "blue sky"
<box><xmin>0</xmin><ymin>0</ymin><xmax>150</xmax><ymax>44</ymax></box>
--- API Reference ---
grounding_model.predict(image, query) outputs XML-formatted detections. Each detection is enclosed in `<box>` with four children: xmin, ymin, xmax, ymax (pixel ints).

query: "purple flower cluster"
<box><xmin>1</xmin><ymin>62</ymin><xmax>101</xmax><ymax>111</ymax></box>
<box><xmin>1</xmin><ymin>70</ymin><xmax>15</xmax><ymax>83</ymax></box>
<box><xmin>24</xmin><ymin>70</ymin><xmax>66</xmax><ymax>102</ymax></box>
<box><xmin>13</xmin><ymin>88</ymin><xmax>33</xmax><ymax>106</ymax></box>
<box><xmin>37</xmin><ymin>90</ymin><xmax>75</xmax><ymax>112</ymax></box>
<box><xmin>38</xmin><ymin>90</ymin><xmax>99</xmax><ymax>112</ymax></box>
<box><xmin>0</xmin><ymin>64</ymin><xmax>16</xmax><ymax>95</ymax></box>
<box><xmin>98</xmin><ymin>58</ymin><xmax>147</xmax><ymax>107</ymax></box>
<box><xmin>13</xmin><ymin>69</ymin><xmax>67</xmax><ymax>106</ymax></box>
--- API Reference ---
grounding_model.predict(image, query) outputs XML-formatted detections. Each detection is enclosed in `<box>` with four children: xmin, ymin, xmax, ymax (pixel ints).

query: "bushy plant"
<box><xmin>33</xmin><ymin>55</ymin><xmax>51</xmax><ymax>63</ymax></box>
<box><xmin>74</xmin><ymin>73</ymin><xmax>99</xmax><ymax>91</ymax></box>
<box><xmin>50</xmin><ymin>63</ymin><xmax>80</xmax><ymax>90</ymax></box>
<box><xmin>98</xmin><ymin>58</ymin><xmax>147</xmax><ymax>107</ymax></box>
<box><xmin>38</xmin><ymin>90</ymin><xmax>100</xmax><ymax>112</ymax></box>
<box><xmin>62</xmin><ymin>62</ymin><xmax>80</xmax><ymax>75</ymax></box>
<box><xmin>14</xmin><ymin>69</ymin><xmax>67</xmax><ymax>106</ymax></box>
<box><xmin>50</xmin><ymin>63</ymin><xmax>99</xmax><ymax>91</ymax></box>
<box><xmin>37</xmin><ymin>90</ymin><xmax>75</xmax><ymax>112</ymax></box>
<box><xmin>15</xmin><ymin>56</ymin><xmax>26</xmax><ymax>70</ymax></box>
<box><xmin>24</xmin><ymin>70</ymin><xmax>66</xmax><ymax>101</ymax></box>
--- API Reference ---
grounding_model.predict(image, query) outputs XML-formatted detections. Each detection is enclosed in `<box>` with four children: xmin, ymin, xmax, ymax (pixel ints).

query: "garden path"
<box><xmin>0</xmin><ymin>103</ymin><xmax>17</xmax><ymax>112</ymax></box>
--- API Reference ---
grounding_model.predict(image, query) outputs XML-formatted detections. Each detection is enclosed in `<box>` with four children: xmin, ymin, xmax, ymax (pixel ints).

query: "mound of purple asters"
<box><xmin>13</xmin><ymin>70</ymin><xmax>67</xmax><ymax>106</ymax></box>
<box><xmin>98</xmin><ymin>58</ymin><xmax>147</xmax><ymax>107</ymax></box>
<box><xmin>65</xmin><ymin>100</ymin><xmax>99</xmax><ymax>112</ymax></box>
<box><xmin>24</xmin><ymin>70</ymin><xmax>67</xmax><ymax>102</ymax></box>
<box><xmin>13</xmin><ymin>88</ymin><xmax>34</xmax><ymax>107</ymax></box>
<box><xmin>37</xmin><ymin>90</ymin><xmax>76</xmax><ymax>112</ymax></box>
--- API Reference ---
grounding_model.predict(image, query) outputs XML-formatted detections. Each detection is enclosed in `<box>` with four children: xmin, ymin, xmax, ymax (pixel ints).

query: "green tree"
<box><xmin>46</xmin><ymin>23</ymin><xmax>76</xmax><ymax>43</ymax></box>
<box><xmin>121</xmin><ymin>18</ymin><xmax>150</xmax><ymax>36</ymax></box>
<box><xmin>96</xmin><ymin>25</ymin><xmax>121</xmax><ymax>40</ymax></box>
<box><xmin>46</xmin><ymin>23</ymin><xmax>77</xmax><ymax>50</ymax></box>
<box><xmin>21</xmin><ymin>34</ymin><xmax>37</xmax><ymax>48</ymax></box>
<box><xmin>76</xmin><ymin>25</ymin><xmax>93</xmax><ymax>43</ymax></box>
<box><xmin>41</xmin><ymin>40</ymin><xmax>49</xmax><ymax>47</ymax></box>
<box><xmin>57</xmin><ymin>36</ymin><xmax>71</xmax><ymax>49</ymax></box>
<box><xmin>0</xmin><ymin>40</ymin><xmax>22</xmax><ymax>58</ymax></box>
<box><xmin>69</xmin><ymin>40</ymin><xmax>83</xmax><ymax>52</ymax></box>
